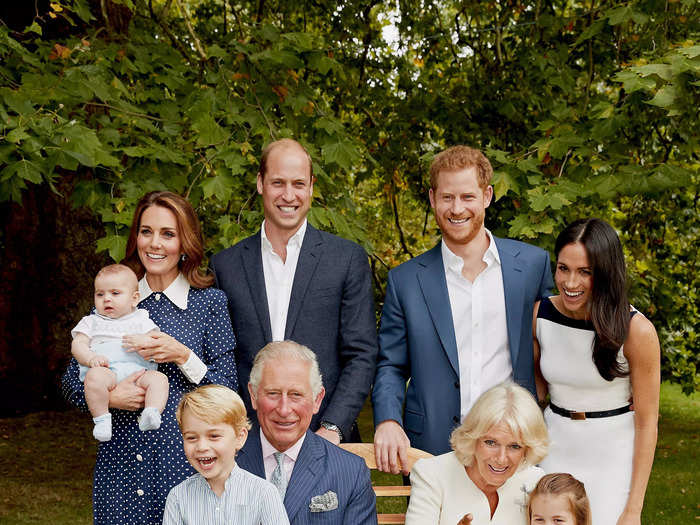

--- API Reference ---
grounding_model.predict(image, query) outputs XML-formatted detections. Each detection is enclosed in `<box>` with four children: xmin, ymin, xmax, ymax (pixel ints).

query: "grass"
<box><xmin>0</xmin><ymin>382</ymin><xmax>696</xmax><ymax>524</ymax></box>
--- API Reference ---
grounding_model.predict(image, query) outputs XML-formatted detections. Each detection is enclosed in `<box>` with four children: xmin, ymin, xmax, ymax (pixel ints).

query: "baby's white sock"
<box><xmin>93</xmin><ymin>413</ymin><xmax>112</xmax><ymax>442</ymax></box>
<box><xmin>139</xmin><ymin>406</ymin><xmax>162</xmax><ymax>431</ymax></box>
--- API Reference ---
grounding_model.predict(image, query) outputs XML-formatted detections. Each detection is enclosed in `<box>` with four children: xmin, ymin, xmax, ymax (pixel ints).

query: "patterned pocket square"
<box><xmin>309</xmin><ymin>490</ymin><xmax>338</xmax><ymax>512</ymax></box>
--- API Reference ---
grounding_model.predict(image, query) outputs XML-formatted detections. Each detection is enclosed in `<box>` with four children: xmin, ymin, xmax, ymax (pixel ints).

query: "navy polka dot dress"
<box><xmin>62</xmin><ymin>286</ymin><xmax>238</xmax><ymax>525</ymax></box>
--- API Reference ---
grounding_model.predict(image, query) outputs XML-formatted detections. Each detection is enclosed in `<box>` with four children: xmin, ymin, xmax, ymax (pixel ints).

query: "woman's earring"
<box><xmin>180</xmin><ymin>253</ymin><xmax>187</xmax><ymax>262</ymax></box>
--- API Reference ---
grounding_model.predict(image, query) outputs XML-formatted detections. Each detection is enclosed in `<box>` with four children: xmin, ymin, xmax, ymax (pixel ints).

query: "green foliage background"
<box><xmin>0</xmin><ymin>0</ymin><xmax>697</xmax><ymax>406</ymax></box>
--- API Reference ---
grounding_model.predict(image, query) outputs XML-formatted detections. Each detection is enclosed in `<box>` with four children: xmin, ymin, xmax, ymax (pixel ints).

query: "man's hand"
<box><xmin>108</xmin><ymin>370</ymin><xmax>146</xmax><ymax>411</ymax></box>
<box><xmin>88</xmin><ymin>355</ymin><xmax>109</xmax><ymax>368</ymax></box>
<box><xmin>373</xmin><ymin>419</ymin><xmax>410</xmax><ymax>475</ymax></box>
<box><xmin>315</xmin><ymin>427</ymin><xmax>341</xmax><ymax>446</ymax></box>
<box><xmin>457</xmin><ymin>514</ymin><xmax>473</xmax><ymax>525</ymax></box>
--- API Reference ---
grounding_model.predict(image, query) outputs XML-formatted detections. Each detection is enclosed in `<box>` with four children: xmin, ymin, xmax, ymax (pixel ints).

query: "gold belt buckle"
<box><xmin>570</xmin><ymin>411</ymin><xmax>587</xmax><ymax>420</ymax></box>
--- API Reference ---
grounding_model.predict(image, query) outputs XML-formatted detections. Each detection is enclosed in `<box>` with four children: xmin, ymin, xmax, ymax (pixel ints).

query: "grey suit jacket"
<box><xmin>237</xmin><ymin>428</ymin><xmax>377</xmax><ymax>525</ymax></box>
<box><xmin>210</xmin><ymin>224</ymin><xmax>378</xmax><ymax>438</ymax></box>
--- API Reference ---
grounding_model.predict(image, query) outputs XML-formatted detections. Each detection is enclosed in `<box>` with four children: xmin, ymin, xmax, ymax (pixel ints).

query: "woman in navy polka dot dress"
<box><xmin>62</xmin><ymin>191</ymin><xmax>238</xmax><ymax>525</ymax></box>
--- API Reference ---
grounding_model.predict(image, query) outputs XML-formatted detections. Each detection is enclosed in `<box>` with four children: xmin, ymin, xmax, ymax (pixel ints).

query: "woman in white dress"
<box><xmin>406</xmin><ymin>382</ymin><xmax>549</xmax><ymax>525</ymax></box>
<box><xmin>533</xmin><ymin>218</ymin><xmax>660</xmax><ymax>525</ymax></box>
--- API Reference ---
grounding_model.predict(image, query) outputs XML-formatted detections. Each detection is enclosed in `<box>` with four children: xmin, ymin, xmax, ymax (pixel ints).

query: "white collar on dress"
<box><xmin>138</xmin><ymin>273</ymin><xmax>190</xmax><ymax>310</ymax></box>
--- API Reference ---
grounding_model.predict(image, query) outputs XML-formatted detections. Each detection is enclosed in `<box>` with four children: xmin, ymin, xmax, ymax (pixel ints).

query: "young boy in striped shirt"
<box><xmin>163</xmin><ymin>385</ymin><xmax>289</xmax><ymax>525</ymax></box>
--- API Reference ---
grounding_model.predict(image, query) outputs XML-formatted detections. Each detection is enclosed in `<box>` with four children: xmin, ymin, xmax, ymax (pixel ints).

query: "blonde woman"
<box><xmin>406</xmin><ymin>383</ymin><xmax>549</xmax><ymax>524</ymax></box>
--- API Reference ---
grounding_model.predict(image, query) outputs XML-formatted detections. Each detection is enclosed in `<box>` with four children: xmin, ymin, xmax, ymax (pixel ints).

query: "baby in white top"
<box><xmin>71</xmin><ymin>264</ymin><xmax>169</xmax><ymax>441</ymax></box>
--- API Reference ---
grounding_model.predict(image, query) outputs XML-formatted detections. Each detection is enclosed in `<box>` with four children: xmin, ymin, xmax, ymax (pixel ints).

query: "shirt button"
<box><xmin>453</xmin><ymin>415</ymin><xmax>459</xmax><ymax>423</ymax></box>
<box><xmin>155</xmin><ymin>293</ymin><xmax>161</xmax><ymax>301</ymax></box>
<box><xmin>136</xmin><ymin>489</ymin><xmax>144</xmax><ymax>496</ymax></box>
<box><xmin>136</xmin><ymin>454</ymin><xmax>143</xmax><ymax>462</ymax></box>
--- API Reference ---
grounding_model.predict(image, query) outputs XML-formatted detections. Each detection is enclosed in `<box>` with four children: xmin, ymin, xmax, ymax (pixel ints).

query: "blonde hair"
<box><xmin>249</xmin><ymin>341</ymin><xmax>323</xmax><ymax>398</ymax></box>
<box><xmin>450</xmin><ymin>382</ymin><xmax>549</xmax><ymax>468</ymax></box>
<box><xmin>528</xmin><ymin>473</ymin><xmax>592</xmax><ymax>525</ymax></box>
<box><xmin>429</xmin><ymin>145</ymin><xmax>493</xmax><ymax>190</ymax></box>
<box><xmin>95</xmin><ymin>264</ymin><xmax>138</xmax><ymax>291</ymax></box>
<box><xmin>176</xmin><ymin>385</ymin><xmax>251</xmax><ymax>433</ymax></box>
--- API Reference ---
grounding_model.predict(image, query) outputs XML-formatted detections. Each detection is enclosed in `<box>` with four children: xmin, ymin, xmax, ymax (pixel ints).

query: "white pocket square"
<box><xmin>309</xmin><ymin>490</ymin><xmax>338</xmax><ymax>512</ymax></box>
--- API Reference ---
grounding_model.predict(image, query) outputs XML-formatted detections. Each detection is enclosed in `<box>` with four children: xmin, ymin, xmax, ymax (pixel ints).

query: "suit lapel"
<box><xmin>417</xmin><ymin>243</ymin><xmax>459</xmax><ymax>376</ymax></box>
<box><xmin>285</xmin><ymin>225</ymin><xmax>323</xmax><ymax>338</ymax></box>
<box><xmin>241</xmin><ymin>232</ymin><xmax>273</xmax><ymax>342</ymax></box>
<box><xmin>237</xmin><ymin>426</ymin><xmax>266</xmax><ymax>479</ymax></box>
<box><xmin>496</xmin><ymin>237</ymin><xmax>526</xmax><ymax>370</ymax></box>
<box><xmin>284</xmin><ymin>430</ymin><xmax>325</xmax><ymax>522</ymax></box>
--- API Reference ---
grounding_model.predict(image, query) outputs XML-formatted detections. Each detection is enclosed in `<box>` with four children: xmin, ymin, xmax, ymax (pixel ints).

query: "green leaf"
<box><xmin>201</xmin><ymin>174</ymin><xmax>235</xmax><ymax>201</ymax></box>
<box><xmin>96</xmin><ymin>234</ymin><xmax>127</xmax><ymax>262</ymax></box>
<box><xmin>25</xmin><ymin>22</ymin><xmax>42</xmax><ymax>35</ymax></box>
<box><xmin>492</xmin><ymin>170</ymin><xmax>520</xmax><ymax>200</ymax></box>
<box><xmin>321</xmin><ymin>140</ymin><xmax>361</xmax><ymax>170</ymax></box>
<box><xmin>6</xmin><ymin>127</ymin><xmax>30</xmax><ymax>143</ymax></box>
<box><xmin>606</xmin><ymin>6</ymin><xmax>634</xmax><ymax>26</ymax></box>
<box><xmin>527</xmin><ymin>186</ymin><xmax>572</xmax><ymax>212</ymax></box>
<box><xmin>192</xmin><ymin>115</ymin><xmax>228</xmax><ymax>146</ymax></box>
<box><xmin>4</xmin><ymin>159</ymin><xmax>43</xmax><ymax>184</ymax></box>
<box><xmin>573</xmin><ymin>19</ymin><xmax>606</xmax><ymax>47</ymax></box>
<box><xmin>207</xmin><ymin>44</ymin><xmax>227</xmax><ymax>58</ymax></box>
<box><xmin>631</xmin><ymin>64</ymin><xmax>674</xmax><ymax>81</ymax></box>
<box><xmin>646</xmin><ymin>86</ymin><xmax>677</xmax><ymax>108</ymax></box>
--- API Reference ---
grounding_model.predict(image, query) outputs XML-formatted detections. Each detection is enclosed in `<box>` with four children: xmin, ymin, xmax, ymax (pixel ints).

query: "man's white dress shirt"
<box><xmin>260</xmin><ymin>428</ymin><xmax>306</xmax><ymax>484</ymax></box>
<box><xmin>261</xmin><ymin>219</ymin><xmax>307</xmax><ymax>341</ymax></box>
<box><xmin>442</xmin><ymin>230</ymin><xmax>512</xmax><ymax>420</ymax></box>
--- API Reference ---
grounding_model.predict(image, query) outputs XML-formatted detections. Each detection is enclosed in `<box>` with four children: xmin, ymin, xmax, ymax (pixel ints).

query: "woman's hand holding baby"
<box><xmin>123</xmin><ymin>332</ymin><xmax>191</xmax><ymax>366</ymax></box>
<box><xmin>88</xmin><ymin>355</ymin><xmax>110</xmax><ymax>368</ymax></box>
<box><xmin>108</xmin><ymin>370</ymin><xmax>146</xmax><ymax>411</ymax></box>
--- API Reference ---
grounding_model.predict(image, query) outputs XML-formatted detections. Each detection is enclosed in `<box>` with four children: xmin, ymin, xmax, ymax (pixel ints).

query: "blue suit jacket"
<box><xmin>237</xmin><ymin>429</ymin><xmax>377</xmax><ymax>525</ymax></box>
<box><xmin>210</xmin><ymin>224</ymin><xmax>378</xmax><ymax>438</ymax></box>
<box><xmin>372</xmin><ymin>237</ymin><xmax>553</xmax><ymax>455</ymax></box>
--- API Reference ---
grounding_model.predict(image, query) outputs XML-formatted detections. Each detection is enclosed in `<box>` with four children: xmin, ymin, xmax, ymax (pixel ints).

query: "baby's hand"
<box><xmin>89</xmin><ymin>355</ymin><xmax>109</xmax><ymax>368</ymax></box>
<box><xmin>123</xmin><ymin>334</ymin><xmax>154</xmax><ymax>351</ymax></box>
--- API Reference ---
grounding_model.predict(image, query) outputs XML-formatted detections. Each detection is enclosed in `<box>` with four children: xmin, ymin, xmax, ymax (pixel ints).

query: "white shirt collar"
<box><xmin>260</xmin><ymin>428</ymin><xmax>306</xmax><ymax>462</ymax></box>
<box><xmin>261</xmin><ymin>219</ymin><xmax>307</xmax><ymax>254</ymax></box>
<box><xmin>441</xmin><ymin>228</ymin><xmax>501</xmax><ymax>275</ymax></box>
<box><xmin>138</xmin><ymin>273</ymin><xmax>190</xmax><ymax>310</ymax></box>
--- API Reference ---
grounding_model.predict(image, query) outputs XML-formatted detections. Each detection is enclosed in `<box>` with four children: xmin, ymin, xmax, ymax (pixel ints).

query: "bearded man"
<box><xmin>371</xmin><ymin>145</ymin><xmax>553</xmax><ymax>473</ymax></box>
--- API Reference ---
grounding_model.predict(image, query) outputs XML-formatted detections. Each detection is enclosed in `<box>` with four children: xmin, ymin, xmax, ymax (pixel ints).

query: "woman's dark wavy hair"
<box><xmin>555</xmin><ymin>218</ymin><xmax>630</xmax><ymax>380</ymax></box>
<box><xmin>122</xmin><ymin>191</ymin><xmax>213</xmax><ymax>289</ymax></box>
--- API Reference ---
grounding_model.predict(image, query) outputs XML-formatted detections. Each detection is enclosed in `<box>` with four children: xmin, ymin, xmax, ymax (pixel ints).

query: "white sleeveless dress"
<box><xmin>537</xmin><ymin>297</ymin><xmax>635</xmax><ymax>525</ymax></box>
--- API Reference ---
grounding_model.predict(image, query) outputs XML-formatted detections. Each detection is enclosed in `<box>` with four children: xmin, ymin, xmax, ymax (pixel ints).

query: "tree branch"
<box><xmin>391</xmin><ymin>189</ymin><xmax>414</xmax><ymax>258</ymax></box>
<box><xmin>174</xmin><ymin>0</ymin><xmax>207</xmax><ymax>61</ymax></box>
<box><xmin>148</xmin><ymin>0</ymin><xmax>193</xmax><ymax>64</ymax></box>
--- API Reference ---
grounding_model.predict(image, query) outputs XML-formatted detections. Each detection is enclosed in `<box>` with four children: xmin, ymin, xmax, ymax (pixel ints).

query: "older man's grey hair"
<box><xmin>248</xmin><ymin>341</ymin><xmax>324</xmax><ymax>398</ymax></box>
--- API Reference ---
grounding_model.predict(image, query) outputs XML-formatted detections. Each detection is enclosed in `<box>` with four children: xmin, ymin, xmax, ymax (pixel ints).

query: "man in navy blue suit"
<box><xmin>211</xmin><ymin>139</ymin><xmax>377</xmax><ymax>445</ymax></box>
<box><xmin>372</xmin><ymin>145</ymin><xmax>553</xmax><ymax>473</ymax></box>
<box><xmin>237</xmin><ymin>341</ymin><xmax>377</xmax><ymax>525</ymax></box>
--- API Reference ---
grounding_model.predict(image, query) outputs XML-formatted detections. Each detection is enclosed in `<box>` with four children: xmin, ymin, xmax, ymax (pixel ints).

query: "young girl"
<box><xmin>528</xmin><ymin>473</ymin><xmax>591</xmax><ymax>525</ymax></box>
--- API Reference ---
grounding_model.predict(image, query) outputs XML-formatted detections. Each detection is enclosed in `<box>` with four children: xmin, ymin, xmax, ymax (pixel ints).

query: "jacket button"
<box><xmin>454</xmin><ymin>381</ymin><xmax>460</xmax><ymax>389</ymax></box>
<box><xmin>453</xmin><ymin>415</ymin><xmax>459</xmax><ymax>423</ymax></box>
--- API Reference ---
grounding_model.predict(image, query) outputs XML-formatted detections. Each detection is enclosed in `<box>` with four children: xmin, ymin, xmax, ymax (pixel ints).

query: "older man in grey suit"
<box><xmin>210</xmin><ymin>138</ymin><xmax>377</xmax><ymax>444</ymax></box>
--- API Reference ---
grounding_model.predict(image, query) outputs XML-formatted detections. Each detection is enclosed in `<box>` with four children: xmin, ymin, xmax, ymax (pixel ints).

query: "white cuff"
<box><xmin>177</xmin><ymin>350</ymin><xmax>207</xmax><ymax>384</ymax></box>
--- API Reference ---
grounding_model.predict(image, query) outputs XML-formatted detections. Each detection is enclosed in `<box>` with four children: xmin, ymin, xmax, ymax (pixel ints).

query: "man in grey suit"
<box><xmin>210</xmin><ymin>138</ymin><xmax>377</xmax><ymax>444</ymax></box>
<box><xmin>237</xmin><ymin>341</ymin><xmax>377</xmax><ymax>525</ymax></box>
